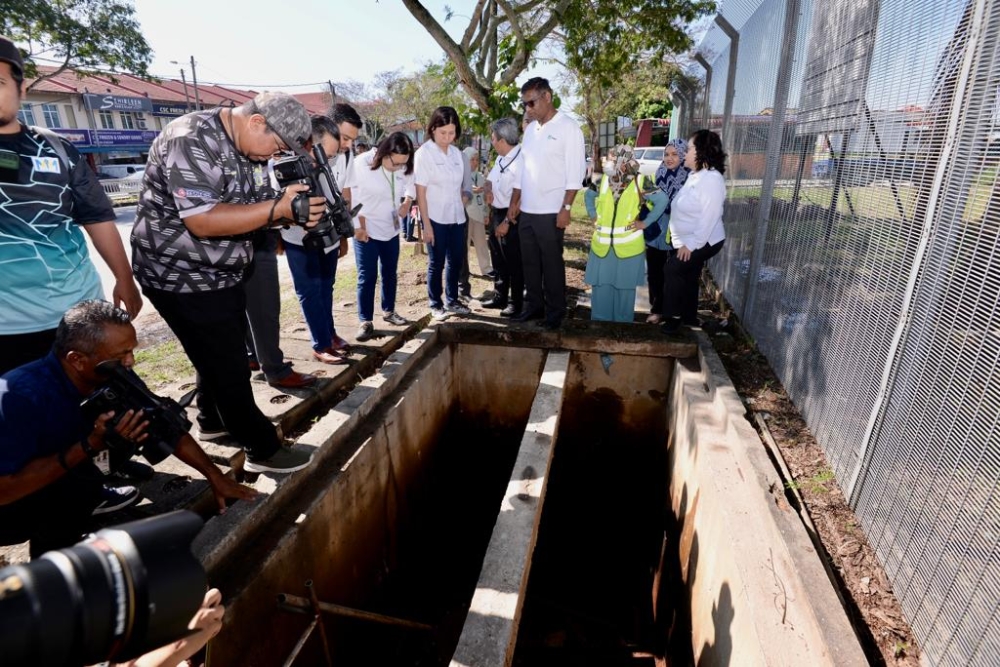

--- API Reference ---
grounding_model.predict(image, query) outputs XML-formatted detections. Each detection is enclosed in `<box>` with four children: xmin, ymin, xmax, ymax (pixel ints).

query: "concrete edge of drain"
<box><xmin>670</xmin><ymin>331</ymin><xmax>869</xmax><ymax>666</ymax></box>
<box><xmin>189</xmin><ymin>319</ymin><xmax>436</xmax><ymax>572</ymax></box>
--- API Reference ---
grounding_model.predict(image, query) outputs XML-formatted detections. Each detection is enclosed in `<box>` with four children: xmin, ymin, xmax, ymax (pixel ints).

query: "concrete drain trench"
<box><xmin>197</xmin><ymin>323</ymin><xmax>867</xmax><ymax>667</ymax></box>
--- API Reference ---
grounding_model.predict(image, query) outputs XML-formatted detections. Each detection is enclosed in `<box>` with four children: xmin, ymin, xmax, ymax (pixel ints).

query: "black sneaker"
<box><xmin>244</xmin><ymin>447</ymin><xmax>313</xmax><ymax>474</ymax></box>
<box><xmin>196</xmin><ymin>426</ymin><xmax>230</xmax><ymax>441</ymax></box>
<box><xmin>107</xmin><ymin>459</ymin><xmax>155</xmax><ymax>486</ymax></box>
<box><xmin>92</xmin><ymin>485</ymin><xmax>141</xmax><ymax>515</ymax></box>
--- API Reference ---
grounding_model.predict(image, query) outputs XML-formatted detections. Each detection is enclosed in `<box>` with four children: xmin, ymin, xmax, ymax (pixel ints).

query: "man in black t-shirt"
<box><xmin>131</xmin><ymin>92</ymin><xmax>325</xmax><ymax>474</ymax></box>
<box><xmin>0</xmin><ymin>35</ymin><xmax>142</xmax><ymax>375</ymax></box>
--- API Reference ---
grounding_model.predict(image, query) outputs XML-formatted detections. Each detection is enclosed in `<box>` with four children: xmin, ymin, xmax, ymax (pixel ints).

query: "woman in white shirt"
<box><xmin>414</xmin><ymin>106</ymin><xmax>469</xmax><ymax>321</ymax></box>
<box><xmin>662</xmin><ymin>129</ymin><xmax>727</xmax><ymax>333</ymax></box>
<box><xmin>343</xmin><ymin>132</ymin><xmax>415</xmax><ymax>341</ymax></box>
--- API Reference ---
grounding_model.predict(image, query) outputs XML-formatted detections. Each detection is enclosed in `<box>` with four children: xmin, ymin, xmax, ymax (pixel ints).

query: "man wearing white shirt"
<box><xmin>509</xmin><ymin>78</ymin><xmax>586</xmax><ymax>329</ymax></box>
<box><xmin>484</xmin><ymin>118</ymin><xmax>525</xmax><ymax>317</ymax></box>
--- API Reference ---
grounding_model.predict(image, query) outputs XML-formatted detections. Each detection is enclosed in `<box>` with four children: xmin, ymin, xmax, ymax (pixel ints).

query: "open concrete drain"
<box><xmin>197</xmin><ymin>324</ymin><xmax>867</xmax><ymax>667</ymax></box>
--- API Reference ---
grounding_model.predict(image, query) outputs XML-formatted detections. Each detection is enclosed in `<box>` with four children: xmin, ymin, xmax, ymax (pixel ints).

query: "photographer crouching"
<box><xmin>0</xmin><ymin>300</ymin><xmax>256</xmax><ymax>559</ymax></box>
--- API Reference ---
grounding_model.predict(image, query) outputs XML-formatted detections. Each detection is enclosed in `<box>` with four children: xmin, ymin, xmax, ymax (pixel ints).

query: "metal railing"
<box><xmin>100</xmin><ymin>178</ymin><xmax>143</xmax><ymax>206</ymax></box>
<box><xmin>687</xmin><ymin>0</ymin><xmax>1000</xmax><ymax>664</ymax></box>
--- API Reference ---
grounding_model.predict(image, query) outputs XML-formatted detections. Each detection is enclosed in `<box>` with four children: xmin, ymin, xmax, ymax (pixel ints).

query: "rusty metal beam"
<box><xmin>277</xmin><ymin>593</ymin><xmax>434</xmax><ymax>632</ymax></box>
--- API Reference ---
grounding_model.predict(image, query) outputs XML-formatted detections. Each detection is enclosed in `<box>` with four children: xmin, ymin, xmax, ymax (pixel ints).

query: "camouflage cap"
<box><xmin>251</xmin><ymin>91</ymin><xmax>311</xmax><ymax>152</ymax></box>
<box><xmin>0</xmin><ymin>35</ymin><xmax>24</xmax><ymax>79</ymax></box>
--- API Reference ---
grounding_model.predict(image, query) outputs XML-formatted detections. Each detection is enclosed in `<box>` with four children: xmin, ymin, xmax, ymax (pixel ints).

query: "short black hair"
<box><xmin>371</xmin><ymin>132</ymin><xmax>415</xmax><ymax>176</ymax></box>
<box><xmin>311</xmin><ymin>115</ymin><xmax>341</xmax><ymax>142</ymax></box>
<box><xmin>329</xmin><ymin>102</ymin><xmax>363</xmax><ymax>130</ymax></box>
<box><xmin>53</xmin><ymin>300</ymin><xmax>132</xmax><ymax>357</ymax></box>
<box><xmin>688</xmin><ymin>129</ymin><xmax>727</xmax><ymax>175</ymax></box>
<box><xmin>520</xmin><ymin>77</ymin><xmax>552</xmax><ymax>96</ymax></box>
<box><xmin>426</xmin><ymin>106</ymin><xmax>462</xmax><ymax>143</ymax></box>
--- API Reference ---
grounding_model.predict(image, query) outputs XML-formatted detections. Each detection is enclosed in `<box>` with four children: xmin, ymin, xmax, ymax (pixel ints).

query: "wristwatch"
<box><xmin>563</xmin><ymin>204</ymin><xmax>572</xmax><ymax>211</ymax></box>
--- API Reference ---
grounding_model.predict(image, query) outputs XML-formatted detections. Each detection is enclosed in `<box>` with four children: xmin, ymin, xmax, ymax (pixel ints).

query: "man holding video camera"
<box><xmin>0</xmin><ymin>300</ymin><xmax>257</xmax><ymax>558</ymax></box>
<box><xmin>131</xmin><ymin>92</ymin><xmax>324</xmax><ymax>474</ymax></box>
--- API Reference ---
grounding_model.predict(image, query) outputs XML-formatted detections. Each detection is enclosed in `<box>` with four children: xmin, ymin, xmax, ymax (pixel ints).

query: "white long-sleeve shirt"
<box><xmin>515</xmin><ymin>111</ymin><xmax>586</xmax><ymax>214</ymax></box>
<box><xmin>668</xmin><ymin>168</ymin><xmax>726</xmax><ymax>250</ymax></box>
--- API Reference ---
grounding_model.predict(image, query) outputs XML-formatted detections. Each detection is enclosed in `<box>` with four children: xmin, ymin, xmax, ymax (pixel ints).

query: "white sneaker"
<box><xmin>430</xmin><ymin>307</ymin><xmax>451</xmax><ymax>321</ymax></box>
<box><xmin>382</xmin><ymin>311</ymin><xmax>408</xmax><ymax>326</ymax></box>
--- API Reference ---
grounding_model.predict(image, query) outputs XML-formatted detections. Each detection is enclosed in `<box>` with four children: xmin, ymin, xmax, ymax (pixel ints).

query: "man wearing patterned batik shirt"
<box><xmin>0</xmin><ymin>35</ymin><xmax>142</xmax><ymax>375</ymax></box>
<box><xmin>131</xmin><ymin>92</ymin><xmax>324</xmax><ymax>474</ymax></box>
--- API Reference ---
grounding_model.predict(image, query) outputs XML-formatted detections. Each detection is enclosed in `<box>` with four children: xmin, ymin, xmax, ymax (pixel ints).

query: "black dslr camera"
<box><xmin>272</xmin><ymin>143</ymin><xmax>362</xmax><ymax>251</ymax></box>
<box><xmin>80</xmin><ymin>360</ymin><xmax>190</xmax><ymax>464</ymax></box>
<box><xmin>0</xmin><ymin>511</ymin><xmax>207</xmax><ymax>666</ymax></box>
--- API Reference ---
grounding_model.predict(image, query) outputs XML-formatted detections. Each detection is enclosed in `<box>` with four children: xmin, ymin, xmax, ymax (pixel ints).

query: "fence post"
<box><xmin>694</xmin><ymin>53</ymin><xmax>713</xmax><ymax>129</ymax></box>
<box><xmin>714</xmin><ymin>14</ymin><xmax>740</xmax><ymax>158</ymax></box>
<box><xmin>741</xmin><ymin>0</ymin><xmax>803</xmax><ymax>324</ymax></box>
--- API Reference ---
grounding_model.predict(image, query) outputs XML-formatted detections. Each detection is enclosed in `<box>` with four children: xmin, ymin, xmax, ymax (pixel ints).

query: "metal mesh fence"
<box><xmin>690</xmin><ymin>0</ymin><xmax>1000</xmax><ymax>663</ymax></box>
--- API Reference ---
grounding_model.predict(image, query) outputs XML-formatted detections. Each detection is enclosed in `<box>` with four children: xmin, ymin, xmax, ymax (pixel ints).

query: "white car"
<box><xmin>636</xmin><ymin>147</ymin><xmax>664</xmax><ymax>176</ymax></box>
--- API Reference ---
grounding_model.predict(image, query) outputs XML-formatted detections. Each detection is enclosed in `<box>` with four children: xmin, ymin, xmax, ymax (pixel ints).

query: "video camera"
<box><xmin>80</xmin><ymin>360</ymin><xmax>191</xmax><ymax>465</ymax></box>
<box><xmin>0</xmin><ymin>511</ymin><xmax>207</xmax><ymax>666</ymax></box>
<box><xmin>272</xmin><ymin>143</ymin><xmax>362</xmax><ymax>251</ymax></box>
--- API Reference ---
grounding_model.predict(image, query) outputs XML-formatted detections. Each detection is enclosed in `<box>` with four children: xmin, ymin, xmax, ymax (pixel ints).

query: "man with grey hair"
<box><xmin>132</xmin><ymin>92</ymin><xmax>325</xmax><ymax>473</ymax></box>
<box><xmin>484</xmin><ymin>118</ymin><xmax>525</xmax><ymax>316</ymax></box>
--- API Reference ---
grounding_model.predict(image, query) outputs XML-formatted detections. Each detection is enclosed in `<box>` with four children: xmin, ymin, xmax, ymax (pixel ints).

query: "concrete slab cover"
<box><xmin>450</xmin><ymin>352</ymin><xmax>569</xmax><ymax>667</ymax></box>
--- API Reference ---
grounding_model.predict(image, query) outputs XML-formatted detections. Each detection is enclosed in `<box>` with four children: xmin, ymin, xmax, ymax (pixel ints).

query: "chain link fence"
<box><xmin>685</xmin><ymin>0</ymin><xmax>1000</xmax><ymax>663</ymax></box>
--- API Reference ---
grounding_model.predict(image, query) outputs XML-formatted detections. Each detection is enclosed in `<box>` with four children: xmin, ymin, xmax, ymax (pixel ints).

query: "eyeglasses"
<box><xmin>389</xmin><ymin>156</ymin><xmax>408</xmax><ymax>167</ymax></box>
<box><xmin>520</xmin><ymin>96</ymin><xmax>540</xmax><ymax>110</ymax></box>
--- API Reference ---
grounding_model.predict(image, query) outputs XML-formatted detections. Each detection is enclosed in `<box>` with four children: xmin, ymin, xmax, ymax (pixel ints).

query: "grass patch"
<box><xmin>134</xmin><ymin>339</ymin><xmax>194</xmax><ymax>391</ymax></box>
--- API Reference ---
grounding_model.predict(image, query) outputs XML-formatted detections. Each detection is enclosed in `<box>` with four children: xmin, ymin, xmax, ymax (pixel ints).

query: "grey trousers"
<box><xmin>244</xmin><ymin>231</ymin><xmax>292</xmax><ymax>381</ymax></box>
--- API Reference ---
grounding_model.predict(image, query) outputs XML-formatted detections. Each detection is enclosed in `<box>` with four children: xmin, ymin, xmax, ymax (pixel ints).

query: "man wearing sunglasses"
<box><xmin>0</xmin><ymin>36</ymin><xmax>143</xmax><ymax>376</ymax></box>
<box><xmin>131</xmin><ymin>92</ymin><xmax>324</xmax><ymax>474</ymax></box>
<box><xmin>508</xmin><ymin>77</ymin><xmax>586</xmax><ymax>330</ymax></box>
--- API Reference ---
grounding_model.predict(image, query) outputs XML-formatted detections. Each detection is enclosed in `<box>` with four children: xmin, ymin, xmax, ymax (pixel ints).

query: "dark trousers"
<box><xmin>0</xmin><ymin>469</ymin><xmax>102</xmax><ymax>558</ymax></box>
<box><xmin>645</xmin><ymin>245</ymin><xmax>670</xmax><ymax>316</ymax></box>
<box><xmin>244</xmin><ymin>235</ymin><xmax>292</xmax><ymax>381</ymax></box>
<box><xmin>143</xmin><ymin>285</ymin><xmax>280</xmax><ymax>461</ymax></box>
<box><xmin>519</xmin><ymin>212</ymin><xmax>566</xmax><ymax>324</ymax></box>
<box><xmin>487</xmin><ymin>207</ymin><xmax>524</xmax><ymax>309</ymax></box>
<box><xmin>427</xmin><ymin>220</ymin><xmax>467</xmax><ymax>309</ymax></box>
<box><xmin>0</xmin><ymin>329</ymin><xmax>57</xmax><ymax>376</ymax></box>
<box><xmin>662</xmin><ymin>240</ymin><xmax>724</xmax><ymax>324</ymax></box>
<box><xmin>355</xmin><ymin>236</ymin><xmax>400</xmax><ymax>322</ymax></box>
<box><xmin>285</xmin><ymin>241</ymin><xmax>341</xmax><ymax>352</ymax></box>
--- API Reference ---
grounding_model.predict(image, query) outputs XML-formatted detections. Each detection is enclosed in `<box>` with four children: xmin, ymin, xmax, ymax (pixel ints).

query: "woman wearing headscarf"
<box><xmin>645</xmin><ymin>139</ymin><xmax>690</xmax><ymax>323</ymax></box>
<box><xmin>661</xmin><ymin>129</ymin><xmax>727</xmax><ymax>333</ymax></box>
<box><xmin>584</xmin><ymin>145</ymin><xmax>669</xmax><ymax>322</ymax></box>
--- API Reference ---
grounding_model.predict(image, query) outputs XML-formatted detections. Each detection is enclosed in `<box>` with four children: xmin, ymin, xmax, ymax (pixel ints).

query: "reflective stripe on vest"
<box><xmin>590</xmin><ymin>177</ymin><xmax>649</xmax><ymax>259</ymax></box>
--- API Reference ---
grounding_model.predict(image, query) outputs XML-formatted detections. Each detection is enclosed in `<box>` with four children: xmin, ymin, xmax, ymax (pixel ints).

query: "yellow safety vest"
<box><xmin>590</xmin><ymin>176</ymin><xmax>649</xmax><ymax>259</ymax></box>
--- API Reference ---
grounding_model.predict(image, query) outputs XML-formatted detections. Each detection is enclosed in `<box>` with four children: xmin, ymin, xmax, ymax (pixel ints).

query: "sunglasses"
<box><xmin>520</xmin><ymin>96</ymin><xmax>541</xmax><ymax>110</ymax></box>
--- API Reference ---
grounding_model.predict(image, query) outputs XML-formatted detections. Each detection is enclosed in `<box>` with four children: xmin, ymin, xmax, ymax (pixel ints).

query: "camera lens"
<box><xmin>0</xmin><ymin>511</ymin><xmax>206</xmax><ymax>666</ymax></box>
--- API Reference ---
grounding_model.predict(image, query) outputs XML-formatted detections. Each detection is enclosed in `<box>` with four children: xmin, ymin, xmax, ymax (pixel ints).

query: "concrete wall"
<box><xmin>667</xmin><ymin>332</ymin><xmax>868</xmax><ymax>666</ymax></box>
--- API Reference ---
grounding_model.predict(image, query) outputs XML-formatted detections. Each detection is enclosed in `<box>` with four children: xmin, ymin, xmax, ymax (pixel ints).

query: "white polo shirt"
<box><xmin>487</xmin><ymin>146</ymin><xmax>523</xmax><ymax>209</ymax></box>
<box><xmin>414</xmin><ymin>142</ymin><xmax>465</xmax><ymax>224</ymax></box>
<box><xmin>343</xmin><ymin>149</ymin><xmax>415</xmax><ymax>242</ymax></box>
<box><xmin>279</xmin><ymin>151</ymin><xmax>351</xmax><ymax>250</ymax></box>
<box><xmin>515</xmin><ymin>111</ymin><xmax>586</xmax><ymax>215</ymax></box>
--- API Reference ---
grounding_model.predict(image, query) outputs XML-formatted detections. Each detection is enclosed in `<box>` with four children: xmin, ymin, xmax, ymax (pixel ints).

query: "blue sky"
<box><xmin>133</xmin><ymin>0</ymin><xmax>560</xmax><ymax>94</ymax></box>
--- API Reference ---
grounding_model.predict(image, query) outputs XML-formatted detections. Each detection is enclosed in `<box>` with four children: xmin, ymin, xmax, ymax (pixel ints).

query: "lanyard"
<box><xmin>499</xmin><ymin>147</ymin><xmax>520</xmax><ymax>174</ymax></box>
<box><xmin>381</xmin><ymin>166</ymin><xmax>395</xmax><ymax>203</ymax></box>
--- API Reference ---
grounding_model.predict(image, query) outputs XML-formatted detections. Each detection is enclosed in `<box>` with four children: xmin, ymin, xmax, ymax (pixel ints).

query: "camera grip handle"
<box><xmin>291</xmin><ymin>192</ymin><xmax>311</xmax><ymax>226</ymax></box>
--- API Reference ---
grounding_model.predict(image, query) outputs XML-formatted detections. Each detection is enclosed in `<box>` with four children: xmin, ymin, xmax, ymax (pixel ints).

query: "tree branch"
<box><xmin>460</xmin><ymin>0</ymin><xmax>489</xmax><ymax>51</ymax></box>
<box><xmin>401</xmin><ymin>0</ymin><xmax>491</xmax><ymax>110</ymax></box>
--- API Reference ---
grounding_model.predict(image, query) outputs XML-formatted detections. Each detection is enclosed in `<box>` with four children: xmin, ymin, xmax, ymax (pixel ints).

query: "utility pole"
<box><xmin>328</xmin><ymin>80</ymin><xmax>337</xmax><ymax>107</ymax></box>
<box><xmin>190</xmin><ymin>56</ymin><xmax>202</xmax><ymax>110</ymax></box>
<box><xmin>179</xmin><ymin>69</ymin><xmax>192</xmax><ymax>111</ymax></box>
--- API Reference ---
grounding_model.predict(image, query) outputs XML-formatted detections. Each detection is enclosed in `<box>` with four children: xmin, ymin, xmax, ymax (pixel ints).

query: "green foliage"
<box><xmin>1</xmin><ymin>0</ymin><xmax>152</xmax><ymax>85</ymax></box>
<box><xmin>562</xmin><ymin>0</ymin><xmax>716</xmax><ymax>91</ymax></box>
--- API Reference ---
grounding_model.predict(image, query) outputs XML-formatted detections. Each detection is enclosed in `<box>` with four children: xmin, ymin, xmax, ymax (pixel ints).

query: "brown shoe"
<box><xmin>268</xmin><ymin>370</ymin><xmax>318</xmax><ymax>389</ymax></box>
<box><xmin>330</xmin><ymin>334</ymin><xmax>350</xmax><ymax>353</ymax></box>
<box><xmin>313</xmin><ymin>349</ymin><xmax>348</xmax><ymax>365</ymax></box>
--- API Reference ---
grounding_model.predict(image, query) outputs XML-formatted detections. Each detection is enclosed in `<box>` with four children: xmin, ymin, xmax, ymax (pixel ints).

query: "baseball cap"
<box><xmin>251</xmin><ymin>92</ymin><xmax>310</xmax><ymax>153</ymax></box>
<box><xmin>0</xmin><ymin>35</ymin><xmax>24</xmax><ymax>80</ymax></box>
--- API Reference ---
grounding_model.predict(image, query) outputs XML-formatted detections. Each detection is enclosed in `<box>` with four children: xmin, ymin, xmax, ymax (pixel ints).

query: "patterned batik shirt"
<box><xmin>131</xmin><ymin>109</ymin><xmax>275</xmax><ymax>293</ymax></box>
<box><xmin>0</xmin><ymin>126</ymin><xmax>111</xmax><ymax>334</ymax></box>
